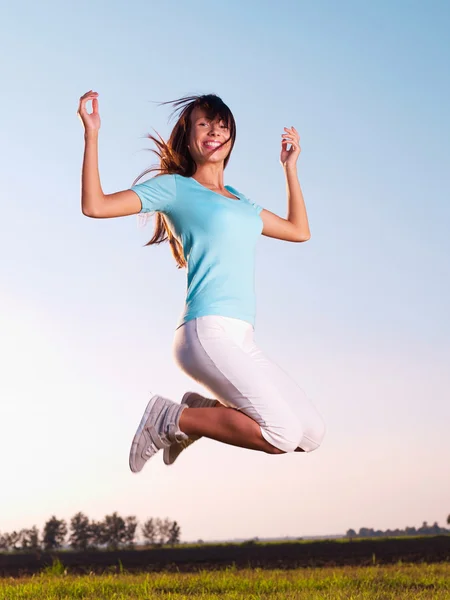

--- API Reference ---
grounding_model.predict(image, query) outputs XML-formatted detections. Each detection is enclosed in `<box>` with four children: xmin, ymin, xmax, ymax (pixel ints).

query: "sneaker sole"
<box><xmin>129</xmin><ymin>394</ymin><xmax>161</xmax><ymax>473</ymax></box>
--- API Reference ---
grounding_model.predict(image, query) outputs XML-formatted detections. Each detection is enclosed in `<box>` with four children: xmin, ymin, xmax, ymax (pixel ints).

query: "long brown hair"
<box><xmin>132</xmin><ymin>94</ymin><xmax>237</xmax><ymax>268</ymax></box>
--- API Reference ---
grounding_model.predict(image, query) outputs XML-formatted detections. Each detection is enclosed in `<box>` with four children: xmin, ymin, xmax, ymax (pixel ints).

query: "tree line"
<box><xmin>346</xmin><ymin>518</ymin><xmax>450</xmax><ymax>539</ymax></box>
<box><xmin>0</xmin><ymin>512</ymin><xmax>181</xmax><ymax>552</ymax></box>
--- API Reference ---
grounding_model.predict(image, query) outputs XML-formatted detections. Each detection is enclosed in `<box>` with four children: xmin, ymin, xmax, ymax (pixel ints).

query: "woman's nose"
<box><xmin>209</xmin><ymin>123</ymin><xmax>221</xmax><ymax>134</ymax></box>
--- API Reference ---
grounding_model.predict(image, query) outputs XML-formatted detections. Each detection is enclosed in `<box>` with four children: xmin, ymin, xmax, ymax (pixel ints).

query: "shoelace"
<box><xmin>144</xmin><ymin>423</ymin><xmax>188</xmax><ymax>458</ymax></box>
<box><xmin>144</xmin><ymin>428</ymin><xmax>171</xmax><ymax>458</ymax></box>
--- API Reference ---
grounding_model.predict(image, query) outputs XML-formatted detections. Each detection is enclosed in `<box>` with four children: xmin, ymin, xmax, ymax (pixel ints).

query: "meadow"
<box><xmin>1</xmin><ymin>563</ymin><xmax>449</xmax><ymax>599</ymax></box>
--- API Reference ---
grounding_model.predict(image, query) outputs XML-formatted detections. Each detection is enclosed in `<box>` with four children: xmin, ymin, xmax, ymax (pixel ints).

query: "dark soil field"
<box><xmin>0</xmin><ymin>535</ymin><xmax>448</xmax><ymax>577</ymax></box>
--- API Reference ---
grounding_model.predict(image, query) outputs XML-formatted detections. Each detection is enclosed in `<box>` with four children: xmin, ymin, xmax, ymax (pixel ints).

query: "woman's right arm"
<box><xmin>78</xmin><ymin>90</ymin><xmax>141</xmax><ymax>218</ymax></box>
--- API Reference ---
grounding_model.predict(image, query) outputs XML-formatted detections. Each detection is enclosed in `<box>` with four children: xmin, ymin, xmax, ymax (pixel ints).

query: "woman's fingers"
<box><xmin>283</xmin><ymin>126</ymin><xmax>300</xmax><ymax>140</ymax></box>
<box><xmin>281</xmin><ymin>135</ymin><xmax>297</xmax><ymax>145</ymax></box>
<box><xmin>77</xmin><ymin>90</ymin><xmax>101</xmax><ymax>131</ymax></box>
<box><xmin>78</xmin><ymin>91</ymin><xmax>99</xmax><ymax>115</ymax></box>
<box><xmin>281</xmin><ymin>129</ymin><xmax>299</xmax><ymax>145</ymax></box>
<box><xmin>79</xmin><ymin>91</ymin><xmax>98</xmax><ymax>105</ymax></box>
<box><xmin>280</xmin><ymin>126</ymin><xmax>301</xmax><ymax>165</ymax></box>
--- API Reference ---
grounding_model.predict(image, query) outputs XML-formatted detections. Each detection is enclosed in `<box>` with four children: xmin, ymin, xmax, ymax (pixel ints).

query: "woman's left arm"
<box><xmin>259</xmin><ymin>126</ymin><xmax>311</xmax><ymax>243</ymax></box>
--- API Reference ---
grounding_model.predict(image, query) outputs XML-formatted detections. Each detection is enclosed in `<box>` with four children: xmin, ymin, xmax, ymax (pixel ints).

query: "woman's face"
<box><xmin>187</xmin><ymin>107</ymin><xmax>232</xmax><ymax>166</ymax></box>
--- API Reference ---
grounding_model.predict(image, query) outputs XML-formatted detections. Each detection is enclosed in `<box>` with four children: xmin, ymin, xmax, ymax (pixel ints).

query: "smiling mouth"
<box><xmin>203</xmin><ymin>142</ymin><xmax>222</xmax><ymax>150</ymax></box>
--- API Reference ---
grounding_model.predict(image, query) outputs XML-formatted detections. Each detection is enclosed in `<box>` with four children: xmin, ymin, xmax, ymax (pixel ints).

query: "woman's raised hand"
<box><xmin>280</xmin><ymin>126</ymin><xmax>301</xmax><ymax>168</ymax></box>
<box><xmin>77</xmin><ymin>90</ymin><xmax>101</xmax><ymax>133</ymax></box>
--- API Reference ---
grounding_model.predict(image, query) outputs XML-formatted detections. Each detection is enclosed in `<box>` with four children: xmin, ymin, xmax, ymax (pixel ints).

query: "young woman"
<box><xmin>77</xmin><ymin>90</ymin><xmax>326</xmax><ymax>474</ymax></box>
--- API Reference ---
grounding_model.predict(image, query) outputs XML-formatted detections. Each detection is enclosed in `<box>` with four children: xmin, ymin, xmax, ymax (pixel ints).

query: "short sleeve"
<box><xmin>248</xmin><ymin>199</ymin><xmax>263</xmax><ymax>215</ymax></box>
<box><xmin>130</xmin><ymin>174</ymin><xmax>177</xmax><ymax>214</ymax></box>
<box><xmin>243</xmin><ymin>194</ymin><xmax>263</xmax><ymax>215</ymax></box>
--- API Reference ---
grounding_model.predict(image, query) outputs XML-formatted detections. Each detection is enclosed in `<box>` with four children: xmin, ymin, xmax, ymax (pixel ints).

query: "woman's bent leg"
<box><xmin>173</xmin><ymin>317</ymin><xmax>310</xmax><ymax>454</ymax></box>
<box><xmin>179</xmin><ymin>407</ymin><xmax>284</xmax><ymax>454</ymax></box>
<box><xmin>249</xmin><ymin>346</ymin><xmax>326</xmax><ymax>452</ymax></box>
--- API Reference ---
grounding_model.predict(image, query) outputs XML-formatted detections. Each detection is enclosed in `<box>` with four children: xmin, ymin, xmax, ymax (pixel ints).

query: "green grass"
<box><xmin>1</xmin><ymin>563</ymin><xmax>449</xmax><ymax>599</ymax></box>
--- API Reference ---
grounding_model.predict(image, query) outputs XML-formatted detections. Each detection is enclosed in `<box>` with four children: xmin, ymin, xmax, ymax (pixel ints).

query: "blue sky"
<box><xmin>0</xmin><ymin>0</ymin><xmax>449</xmax><ymax>542</ymax></box>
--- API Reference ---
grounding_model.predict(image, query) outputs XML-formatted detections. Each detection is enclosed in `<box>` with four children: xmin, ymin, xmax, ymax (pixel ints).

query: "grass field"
<box><xmin>1</xmin><ymin>563</ymin><xmax>449</xmax><ymax>599</ymax></box>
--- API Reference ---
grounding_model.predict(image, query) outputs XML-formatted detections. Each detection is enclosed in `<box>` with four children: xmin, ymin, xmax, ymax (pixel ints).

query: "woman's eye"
<box><xmin>198</xmin><ymin>121</ymin><xmax>228</xmax><ymax>129</ymax></box>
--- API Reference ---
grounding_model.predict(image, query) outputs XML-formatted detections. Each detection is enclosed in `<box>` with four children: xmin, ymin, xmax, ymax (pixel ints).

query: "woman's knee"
<box><xmin>299</xmin><ymin>414</ymin><xmax>326</xmax><ymax>452</ymax></box>
<box><xmin>260</xmin><ymin>419</ymin><xmax>303</xmax><ymax>454</ymax></box>
<box><xmin>261</xmin><ymin>412</ymin><xmax>326</xmax><ymax>454</ymax></box>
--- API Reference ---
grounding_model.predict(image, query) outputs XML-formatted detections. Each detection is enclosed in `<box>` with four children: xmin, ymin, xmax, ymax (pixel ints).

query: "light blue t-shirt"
<box><xmin>131</xmin><ymin>174</ymin><xmax>263</xmax><ymax>329</ymax></box>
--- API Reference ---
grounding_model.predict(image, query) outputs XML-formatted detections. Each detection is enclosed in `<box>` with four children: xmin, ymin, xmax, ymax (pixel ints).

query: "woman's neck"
<box><xmin>192</xmin><ymin>164</ymin><xmax>225</xmax><ymax>191</ymax></box>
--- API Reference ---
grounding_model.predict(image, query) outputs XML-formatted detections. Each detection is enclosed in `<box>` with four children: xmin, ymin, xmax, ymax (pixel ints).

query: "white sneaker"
<box><xmin>163</xmin><ymin>392</ymin><xmax>217</xmax><ymax>466</ymax></box>
<box><xmin>129</xmin><ymin>394</ymin><xmax>188</xmax><ymax>473</ymax></box>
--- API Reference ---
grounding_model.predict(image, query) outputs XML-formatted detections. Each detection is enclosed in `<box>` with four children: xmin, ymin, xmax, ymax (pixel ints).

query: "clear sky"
<box><xmin>0</xmin><ymin>0</ymin><xmax>449</xmax><ymax>542</ymax></box>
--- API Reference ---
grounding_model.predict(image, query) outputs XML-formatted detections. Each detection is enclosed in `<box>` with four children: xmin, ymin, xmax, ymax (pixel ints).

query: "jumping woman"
<box><xmin>77</xmin><ymin>90</ymin><xmax>326</xmax><ymax>473</ymax></box>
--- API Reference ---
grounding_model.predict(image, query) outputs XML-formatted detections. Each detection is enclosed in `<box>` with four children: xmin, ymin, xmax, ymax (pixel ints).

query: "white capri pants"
<box><xmin>173</xmin><ymin>315</ymin><xmax>326</xmax><ymax>453</ymax></box>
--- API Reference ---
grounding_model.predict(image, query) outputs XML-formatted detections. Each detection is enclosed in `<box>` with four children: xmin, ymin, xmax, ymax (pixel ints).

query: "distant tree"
<box><xmin>155</xmin><ymin>518</ymin><xmax>171</xmax><ymax>545</ymax></box>
<box><xmin>69</xmin><ymin>512</ymin><xmax>91</xmax><ymax>551</ymax></box>
<box><xmin>418</xmin><ymin>521</ymin><xmax>430</xmax><ymax>535</ymax></box>
<box><xmin>447</xmin><ymin>514</ymin><xmax>450</xmax><ymax>526</ymax></box>
<box><xmin>358</xmin><ymin>528</ymin><xmax>373</xmax><ymax>538</ymax></box>
<box><xmin>374</xmin><ymin>530</ymin><xmax>383</xmax><ymax>537</ymax></box>
<box><xmin>89</xmin><ymin>520</ymin><xmax>106</xmax><ymax>548</ymax></box>
<box><xmin>43</xmin><ymin>516</ymin><xmax>67</xmax><ymax>550</ymax></box>
<box><xmin>346</xmin><ymin>520</ymin><xmax>450</xmax><ymax>541</ymax></box>
<box><xmin>102</xmin><ymin>512</ymin><xmax>127</xmax><ymax>550</ymax></box>
<box><xmin>123</xmin><ymin>516</ymin><xmax>138</xmax><ymax>548</ymax></box>
<box><xmin>29</xmin><ymin>526</ymin><xmax>41</xmax><ymax>550</ymax></box>
<box><xmin>20</xmin><ymin>527</ymin><xmax>40</xmax><ymax>551</ymax></box>
<box><xmin>141</xmin><ymin>518</ymin><xmax>157</xmax><ymax>546</ymax></box>
<box><xmin>5</xmin><ymin>531</ymin><xmax>21</xmax><ymax>551</ymax></box>
<box><xmin>429</xmin><ymin>521</ymin><xmax>441</xmax><ymax>535</ymax></box>
<box><xmin>346</xmin><ymin>529</ymin><xmax>357</xmax><ymax>540</ymax></box>
<box><xmin>168</xmin><ymin>521</ymin><xmax>181</xmax><ymax>546</ymax></box>
<box><xmin>0</xmin><ymin>533</ymin><xmax>15</xmax><ymax>551</ymax></box>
